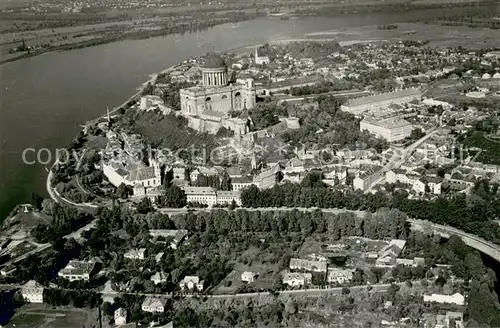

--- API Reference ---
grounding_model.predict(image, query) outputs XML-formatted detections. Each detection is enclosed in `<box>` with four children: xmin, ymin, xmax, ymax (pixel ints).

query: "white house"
<box><xmin>216</xmin><ymin>190</ymin><xmax>242</xmax><ymax>206</ymax></box>
<box><xmin>149</xmin><ymin>229</ymin><xmax>188</xmax><ymax>249</ymax></box>
<box><xmin>179</xmin><ymin>276</ymin><xmax>204</xmax><ymax>291</ymax></box>
<box><xmin>289</xmin><ymin>254</ymin><xmax>328</xmax><ymax>272</ymax></box>
<box><xmin>231</xmin><ymin>176</ymin><xmax>254</xmax><ymax>191</ymax></box>
<box><xmin>183</xmin><ymin>187</ymin><xmax>217</xmax><ymax>206</ymax></box>
<box><xmin>189</xmin><ymin>166</ymin><xmax>219</xmax><ymax>182</ymax></box>
<box><xmin>385</xmin><ymin>169</ymin><xmax>408</xmax><ymax>184</ymax></box>
<box><xmin>377</xmin><ymin>239</ymin><xmax>407</xmax><ymax>266</ymax></box>
<box><xmin>124</xmin><ymin>248</ymin><xmax>146</xmax><ymax>260</ymax></box>
<box><xmin>283</xmin><ymin>272</ymin><xmax>312</xmax><ymax>287</ymax></box>
<box><xmin>58</xmin><ymin>260</ymin><xmax>97</xmax><ymax>282</ymax></box>
<box><xmin>21</xmin><ymin>280</ymin><xmax>44</xmax><ymax>303</ymax></box>
<box><xmin>141</xmin><ymin>297</ymin><xmax>167</xmax><ymax>313</ymax></box>
<box><xmin>114</xmin><ymin>308</ymin><xmax>128</xmax><ymax>326</ymax></box>
<box><xmin>155</xmin><ymin>252</ymin><xmax>164</xmax><ymax>263</ymax></box>
<box><xmin>327</xmin><ymin>268</ymin><xmax>355</xmax><ymax>285</ymax></box>
<box><xmin>151</xmin><ymin>272</ymin><xmax>168</xmax><ymax>285</ymax></box>
<box><xmin>423</xmin><ymin>293</ymin><xmax>465</xmax><ymax>306</ymax></box>
<box><xmin>241</xmin><ymin>271</ymin><xmax>257</xmax><ymax>283</ymax></box>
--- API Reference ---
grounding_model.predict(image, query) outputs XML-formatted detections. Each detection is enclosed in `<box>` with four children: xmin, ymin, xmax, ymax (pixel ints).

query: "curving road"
<box><xmin>46</xmin><ymin>161</ymin><xmax>500</xmax><ymax>265</ymax></box>
<box><xmin>408</xmin><ymin>219</ymin><xmax>500</xmax><ymax>263</ymax></box>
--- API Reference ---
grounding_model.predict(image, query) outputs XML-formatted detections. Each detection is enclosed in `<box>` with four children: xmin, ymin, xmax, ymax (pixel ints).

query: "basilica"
<box><xmin>179</xmin><ymin>54</ymin><xmax>256</xmax><ymax>135</ymax></box>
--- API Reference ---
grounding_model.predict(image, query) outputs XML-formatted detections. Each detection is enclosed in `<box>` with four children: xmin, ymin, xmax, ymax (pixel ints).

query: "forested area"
<box><xmin>241</xmin><ymin>179</ymin><xmax>500</xmax><ymax>245</ymax></box>
<box><xmin>281</xmin><ymin>95</ymin><xmax>388</xmax><ymax>152</ymax></box>
<box><xmin>175</xmin><ymin>208</ymin><xmax>408</xmax><ymax>241</ymax></box>
<box><xmin>30</xmin><ymin>202</ymin><xmax>93</xmax><ymax>244</ymax></box>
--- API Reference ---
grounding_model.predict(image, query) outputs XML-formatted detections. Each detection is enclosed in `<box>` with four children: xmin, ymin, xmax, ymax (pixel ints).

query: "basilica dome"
<box><xmin>203</xmin><ymin>54</ymin><xmax>226</xmax><ymax>69</ymax></box>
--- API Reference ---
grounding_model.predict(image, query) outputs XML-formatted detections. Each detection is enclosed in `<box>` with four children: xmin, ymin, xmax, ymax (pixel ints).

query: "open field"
<box><xmin>301</xmin><ymin>22</ymin><xmax>500</xmax><ymax>49</ymax></box>
<box><xmin>5</xmin><ymin>305</ymin><xmax>97</xmax><ymax>328</ymax></box>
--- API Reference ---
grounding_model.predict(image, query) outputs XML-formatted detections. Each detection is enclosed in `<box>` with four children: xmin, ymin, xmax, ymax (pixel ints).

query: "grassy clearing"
<box><xmin>7</xmin><ymin>307</ymin><xmax>92</xmax><ymax>328</ymax></box>
<box><xmin>7</xmin><ymin>313</ymin><xmax>46</xmax><ymax>327</ymax></box>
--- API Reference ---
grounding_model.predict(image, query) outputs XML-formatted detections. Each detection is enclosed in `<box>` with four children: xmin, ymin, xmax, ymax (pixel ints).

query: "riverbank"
<box><xmin>0</xmin><ymin>12</ymin><xmax>265</xmax><ymax>66</ymax></box>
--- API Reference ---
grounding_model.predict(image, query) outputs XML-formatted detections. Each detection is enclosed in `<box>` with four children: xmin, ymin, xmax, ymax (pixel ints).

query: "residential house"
<box><xmin>21</xmin><ymin>280</ymin><xmax>44</xmax><ymax>303</ymax></box>
<box><xmin>172</xmin><ymin>167</ymin><xmax>186</xmax><ymax>180</ymax></box>
<box><xmin>436</xmin><ymin>312</ymin><xmax>464</xmax><ymax>328</ymax></box>
<box><xmin>141</xmin><ymin>297</ymin><xmax>167</xmax><ymax>313</ymax></box>
<box><xmin>190</xmin><ymin>166</ymin><xmax>219</xmax><ymax>183</ymax></box>
<box><xmin>151</xmin><ymin>272</ymin><xmax>168</xmax><ymax>285</ymax></box>
<box><xmin>327</xmin><ymin>268</ymin><xmax>355</xmax><ymax>285</ymax></box>
<box><xmin>284</xmin><ymin>158</ymin><xmax>305</xmax><ymax>174</ymax></box>
<box><xmin>58</xmin><ymin>260</ymin><xmax>97</xmax><ymax>281</ymax></box>
<box><xmin>353</xmin><ymin>167</ymin><xmax>383</xmax><ymax>191</ymax></box>
<box><xmin>427</xmin><ymin>177</ymin><xmax>443</xmax><ymax>195</ymax></box>
<box><xmin>412</xmin><ymin>176</ymin><xmax>442</xmax><ymax>195</ymax></box>
<box><xmin>283</xmin><ymin>272</ymin><xmax>312</xmax><ymax>287</ymax></box>
<box><xmin>423</xmin><ymin>293</ymin><xmax>465</xmax><ymax>306</ymax></box>
<box><xmin>179</xmin><ymin>276</ymin><xmax>204</xmax><ymax>291</ymax></box>
<box><xmin>114</xmin><ymin>308</ymin><xmax>128</xmax><ymax>326</ymax></box>
<box><xmin>226</xmin><ymin>167</ymin><xmax>242</xmax><ymax>179</ymax></box>
<box><xmin>241</xmin><ymin>271</ymin><xmax>258</xmax><ymax>283</ymax></box>
<box><xmin>323</xmin><ymin>166</ymin><xmax>348</xmax><ymax>182</ymax></box>
<box><xmin>396</xmin><ymin>257</ymin><xmax>425</xmax><ymax>267</ymax></box>
<box><xmin>124</xmin><ymin>248</ymin><xmax>147</xmax><ymax>260</ymax></box>
<box><xmin>376</xmin><ymin>239</ymin><xmax>406</xmax><ymax>266</ymax></box>
<box><xmin>149</xmin><ymin>230</ymin><xmax>188</xmax><ymax>249</ymax></box>
<box><xmin>385</xmin><ymin>169</ymin><xmax>408</xmax><ymax>184</ymax></box>
<box><xmin>155</xmin><ymin>252</ymin><xmax>164</xmax><ymax>263</ymax></box>
<box><xmin>289</xmin><ymin>256</ymin><xmax>327</xmax><ymax>273</ymax></box>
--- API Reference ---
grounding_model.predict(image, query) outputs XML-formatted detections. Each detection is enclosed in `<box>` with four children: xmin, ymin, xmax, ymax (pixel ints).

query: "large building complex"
<box><xmin>341</xmin><ymin>88</ymin><xmax>421</xmax><ymax>115</ymax></box>
<box><xmin>179</xmin><ymin>54</ymin><xmax>256</xmax><ymax>135</ymax></box>
<box><xmin>360</xmin><ymin>117</ymin><xmax>413</xmax><ymax>142</ymax></box>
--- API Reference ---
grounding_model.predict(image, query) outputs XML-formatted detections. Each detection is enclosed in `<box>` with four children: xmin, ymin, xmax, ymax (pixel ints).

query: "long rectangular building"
<box><xmin>360</xmin><ymin>117</ymin><xmax>412</xmax><ymax>142</ymax></box>
<box><xmin>341</xmin><ymin>88</ymin><xmax>421</xmax><ymax>115</ymax></box>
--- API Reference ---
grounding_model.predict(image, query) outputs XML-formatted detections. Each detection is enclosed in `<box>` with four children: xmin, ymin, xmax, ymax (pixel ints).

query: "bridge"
<box><xmin>408</xmin><ymin>219</ymin><xmax>500</xmax><ymax>262</ymax></box>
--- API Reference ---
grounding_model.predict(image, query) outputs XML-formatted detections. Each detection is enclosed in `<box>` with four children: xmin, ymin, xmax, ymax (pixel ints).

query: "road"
<box><xmin>409</xmin><ymin>219</ymin><xmax>500</xmax><ymax>263</ymax></box>
<box><xmin>46</xmin><ymin>173</ymin><xmax>500</xmax><ymax>267</ymax></box>
<box><xmin>364</xmin><ymin>127</ymin><xmax>439</xmax><ymax>193</ymax></box>
<box><xmin>158</xmin><ymin>206</ymin><xmax>366</xmax><ymax>217</ymax></box>
<box><xmin>46</xmin><ymin>161</ymin><xmax>98</xmax><ymax>213</ymax></box>
<box><xmin>0</xmin><ymin>280</ymin><xmax>415</xmax><ymax>300</ymax></box>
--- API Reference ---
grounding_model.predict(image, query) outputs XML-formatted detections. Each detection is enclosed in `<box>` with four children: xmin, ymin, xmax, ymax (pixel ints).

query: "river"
<box><xmin>0</xmin><ymin>6</ymin><xmax>496</xmax><ymax>219</ymax></box>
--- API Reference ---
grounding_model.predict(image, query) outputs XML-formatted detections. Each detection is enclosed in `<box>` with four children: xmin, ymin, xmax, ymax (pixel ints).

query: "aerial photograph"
<box><xmin>1</xmin><ymin>0</ymin><xmax>500</xmax><ymax>327</ymax></box>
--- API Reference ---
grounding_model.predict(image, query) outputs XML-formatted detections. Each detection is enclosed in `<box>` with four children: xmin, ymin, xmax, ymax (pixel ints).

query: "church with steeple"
<box><xmin>254</xmin><ymin>46</ymin><xmax>270</xmax><ymax>66</ymax></box>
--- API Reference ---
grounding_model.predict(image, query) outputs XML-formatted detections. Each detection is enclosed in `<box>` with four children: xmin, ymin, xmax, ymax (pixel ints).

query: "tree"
<box><xmin>31</xmin><ymin>193</ymin><xmax>44</xmax><ymax>211</ymax></box>
<box><xmin>387</xmin><ymin>284</ymin><xmax>400</xmax><ymax>303</ymax></box>
<box><xmin>142</xmin><ymin>82</ymin><xmax>154</xmax><ymax>96</ymax></box>
<box><xmin>136</xmin><ymin>197</ymin><xmax>154</xmax><ymax>214</ymax></box>
<box><xmin>157</xmin><ymin>186</ymin><xmax>186</xmax><ymax>208</ymax></box>
<box><xmin>410</xmin><ymin>128</ymin><xmax>425</xmax><ymax>139</ymax></box>
<box><xmin>116</xmin><ymin>183</ymin><xmax>133</xmax><ymax>199</ymax></box>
